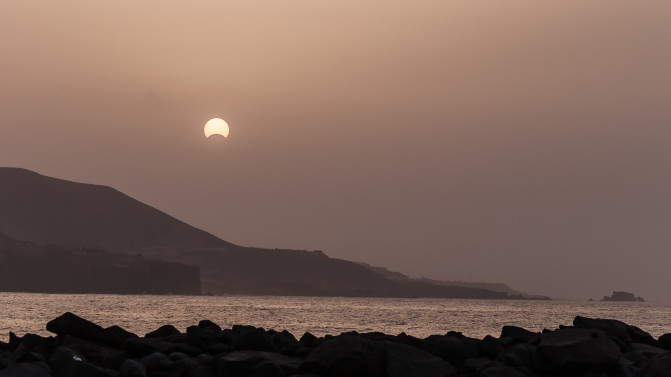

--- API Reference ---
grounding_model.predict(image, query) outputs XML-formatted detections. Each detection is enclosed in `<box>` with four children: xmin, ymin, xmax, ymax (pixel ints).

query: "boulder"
<box><xmin>300</xmin><ymin>334</ymin><xmax>385</xmax><ymax>377</ymax></box>
<box><xmin>573</xmin><ymin>316</ymin><xmax>657</xmax><ymax>346</ymax></box>
<box><xmin>48</xmin><ymin>346</ymin><xmax>118</xmax><ymax>377</ymax></box>
<box><xmin>478</xmin><ymin>336</ymin><xmax>504</xmax><ymax>359</ymax></box>
<box><xmin>139</xmin><ymin>351</ymin><xmax>173</xmax><ymax>370</ymax></box>
<box><xmin>0</xmin><ymin>362</ymin><xmax>51</xmax><ymax>377</ymax></box>
<box><xmin>500</xmin><ymin>326</ymin><xmax>539</xmax><ymax>344</ymax></box>
<box><xmin>105</xmin><ymin>326</ymin><xmax>138</xmax><ymax>346</ymax></box>
<box><xmin>423</xmin><ymin>335</ymin><xmax>479</xmax><ymax>367</ymax></box>
<box><xmin>658</xmin><ymin>333</ymin><xmax>671</xmax><ymax>350</ymax></box>
<box><xmin>384</xmin><ymin>341</ymin><xmax>456</xmax><ymax>377</ymax></box>
<box><xmin>232</xmin><ymin>328</ymin><xmax>276</xmax><ymax>352</ymax></box>
<box><xmin>217</xmin><ymin>350</ymin><xmax>299</xmax><ymax>377</ymax></box>
<box><xmin>537</xmin><ymin>328</ymin><xmax>621</xmax><ymax>371</ymax></box>
<box><xmin>47</xmin><ymin>312</ymin><xmax>118</xmax><ymax>347</ymax></box>
<box><xmin>298</xmin><ymin>332</ymin><xmax>319</xmax><ymax>348</ymax></box>
<box><xmin>478</xmin><ymin>363</ymin><xmax>529</xmax><ymax>377</ymax></box>
<box><xmin>645</xmin><ymin>352</ymin><xmax>671</xmax><ymax>377</ymax></box>
<box><xmin>146</xmin><ymin>325</ymin><xmax>181</xmax><ymax>339</ymax></box>
<box><xmin>119</xmin><ymin>359</ymin><xmax>147</xmax><ymax>377</ymax></box>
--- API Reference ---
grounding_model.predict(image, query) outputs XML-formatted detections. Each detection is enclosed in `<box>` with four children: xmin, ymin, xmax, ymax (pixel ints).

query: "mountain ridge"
<box><xmin>0</xmin><ymin>167</ymin><xmax>547</xmax><ymax>299</ymax></box>
<box><xmin>0</xmin><ymin>167</ymin><xmax>233</xmax><ymax>251</ymax></box>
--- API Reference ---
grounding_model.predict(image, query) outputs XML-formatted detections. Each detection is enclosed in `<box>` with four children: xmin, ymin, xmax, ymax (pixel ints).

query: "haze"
<box><xmin>1</xmin><ymin>1</ymin><xmax>670</xmax><ymax>300</ymax></box>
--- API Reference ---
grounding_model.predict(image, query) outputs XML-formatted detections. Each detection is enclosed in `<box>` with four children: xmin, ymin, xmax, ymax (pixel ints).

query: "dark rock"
<box><xmin>271</xmin><ymin>330</ymin><xmax>298</xmax><ymax>350</ymax></box>
<box><xmin>217</xmin><ymin>351</ymin><xmax>299</xmax><ymax>377</ymax></box>
<box><xmin>232</xmin><ymin>328</ymin><xmax>276</xmax><ymax>352</ymax></box>
<box><xmin>395</xmin><ymin>332</ymin><xmax>424</xmax><ymax>349</ymax></box>
<box><xmin>251</xmin><ymin>360</ymin><xmax>284</xmax><ymax>377</ymax></box>
<box><xmin>198</xmin><ymin>320</ymin><xmax>222</xmax><ymax>333</ymax></box>
<box><xmin>105</xmin><ymin>326</ymin><xmax>138</xmax><ymax>345</ymax></box>
<box><xmin>298</xmin><ymin>332</ymin><xmax>319</xmax><ymax>348</ymax></box>
<box><xmin>628</xmin><ymin>343</ymin><xmax>668</xmax><ymax>358</ymax></box>
<box><xmin>423</xmin><ymin>334</ymin><xmax>479</xmax><ymax>367</ymax></box>
<box><xmin>48</xmin><ymin>346</ymin><xmax>118</xmax><ymax>377</ymax></box>
<box><xmin>173</xmin><ymin>342</ymin><xmax>205</xmax><ymax>357</ymax></box>
<box><xmin>146</xmin><ymin>325</ymin><xmax>181</xmax><ymax>339</ymax></box>
<box><xmin>186</xmin><ymin>366</ymin><xmax>216</xmax><ymax>377</ymax></box>
<box><xmin>168</xmin><ymin>351</ymin><xmax>190</xmax><ymax>361</ymax></box>
<box><xmin>61</xmin><ymin>334</ymin><xmax>129</xmax><ymax>369</ymax></box>
<box><xmin>187</xmin><ymin>326</ymin><xmax>220</xmax><ymax>351</ymax></box>
<box><xmin>463</xmin><ymin>357</ymin><xmax>493</xmax><ymax>373</ymax></box>
<box><xmin>645</xmin><ymin>352</ymin><xmax>671</xmax><ymax>377</ymax></box>
<box><xmin>139</xmin><ymin>351</ymin><xmax>173</xmax><ymax>370</ymax></box>
<box><xmin>15</xmin><ymin>350</ymin><xmax>46</xmax><ymax>363</ymax></box>
<box><xmin>47</xmin><ymin>312</ymin><xmax>119</xmax><ymax>347</ymax></box>
<box><xmin>573</xmin><ymin>316</ymin><xmax>657</xmax><ymax>346</ymax></box>
<box><xmin>658</xmin><ymin>333</ymin><xmax>671</xmax><ymax>350</ymax></box>
<box><xmin>120</xmin><ymin>359</ymin><xmax>147</xmax><ymax>377</ymax></box>
<box><xmin>538</xmin><ymin>328</ymin><xmax>620</xmax><ymax>371</ymax></box>
<box><xmin>301</xmin><ymin>334</ymin><xmax>385</xmax><ymax>377</ymax></box>
<box><xmin>478</xmin><ymin>363</ymin><xmax>529</xmax><ymax>377</ymax></box>
<box><xmin>123</xmin><ymin>338</ymin><xmax>157</xmax><ymax>358</ymax></box>
<box><xmin>0</xmin><ymin>362</ymin><xmax>51</xmax><ymax>377</ymax></box>
<box><xmin>385</xmin><ymin>340</ymin><xmax>456</xmax><ymax>377</ymax></box>
<box><xmin>500</xmin><ymin>326</ymin><xmax>539</xmax><ymax>344</ymax></box>
<box><xmin>175</xmin><ymin>357</ymin><xmax>200</xmax><ymax>370</ymax></box>
<box><xmin>478</xmin><ymin>335</ymin><xmax>504</xmax><ymax>359</ymax></box>
<box><xmin>498</xmin><ymin>344</ymin><xmax>538</xmax><ymax>368</ymax></box>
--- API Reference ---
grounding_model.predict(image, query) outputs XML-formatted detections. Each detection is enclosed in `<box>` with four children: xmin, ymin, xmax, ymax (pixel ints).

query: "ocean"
<box><xmin>1</xmin><ymin>293</ymin><xmax>669</xmax><ymax>341</ymax></box>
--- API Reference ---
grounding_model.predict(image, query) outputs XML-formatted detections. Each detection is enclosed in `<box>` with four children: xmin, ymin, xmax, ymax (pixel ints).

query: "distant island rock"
<box><xmin>0</xmin><ymin>167</ymin><xmax>547</xmax><ymax>299</ymax></box>
<box><xmin>602</xmin><ymin>291</ymin><xmax>645</xmax><ymax>302</ymax></box>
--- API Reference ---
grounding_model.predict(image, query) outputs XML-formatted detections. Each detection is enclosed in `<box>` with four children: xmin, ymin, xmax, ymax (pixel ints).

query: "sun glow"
<box><xmin>204</xmin><ymin>118</ymin><xmax>230</xmax><ymax>138</ymax></box>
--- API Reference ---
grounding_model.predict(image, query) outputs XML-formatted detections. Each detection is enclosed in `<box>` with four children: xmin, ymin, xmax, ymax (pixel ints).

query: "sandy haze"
<box><xmin>1</xmin><ymin>1</ymin><xmax>670</xmax><ymax>299</ymax></box>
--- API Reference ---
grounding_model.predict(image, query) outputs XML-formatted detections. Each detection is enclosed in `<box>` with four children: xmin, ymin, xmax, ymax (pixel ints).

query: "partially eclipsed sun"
<box><xmin>204</xmin><ymin>118</ymin><xmax>230</xmax><ymax>138</ymax></box>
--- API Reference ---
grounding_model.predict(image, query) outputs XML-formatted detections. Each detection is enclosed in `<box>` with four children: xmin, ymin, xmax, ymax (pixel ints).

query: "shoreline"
<box><xmin>1</xmin><ymin>313</ymin><xmax>670</xmax><ymax>376</ymax></box>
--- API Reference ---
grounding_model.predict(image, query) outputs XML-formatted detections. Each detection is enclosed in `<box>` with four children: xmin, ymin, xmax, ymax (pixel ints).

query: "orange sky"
<box><xmin>2</xmin><ymin>1</ymin><xmax>671</xmax><ymax>299</ymax></box>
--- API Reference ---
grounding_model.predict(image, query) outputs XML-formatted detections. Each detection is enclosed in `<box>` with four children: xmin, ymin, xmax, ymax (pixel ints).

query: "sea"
<box><xmin>1</xmin><ymin>293</ymin><xmax>669</xmax><ymax>342</ymax></box>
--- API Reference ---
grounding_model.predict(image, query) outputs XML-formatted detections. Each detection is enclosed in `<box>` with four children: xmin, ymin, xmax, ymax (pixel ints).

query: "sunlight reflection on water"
<box><xmin>0</xmin><ymin>293</ymin><xmax>669</xmax><ymax>341</ymax></box>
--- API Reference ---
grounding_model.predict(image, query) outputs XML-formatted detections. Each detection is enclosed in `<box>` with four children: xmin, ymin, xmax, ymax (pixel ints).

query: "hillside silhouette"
<box><xmin>0</xmin><ymin>168</ymin><xmax>232</xmax><ymax>251</ymax></box>
<box><xmin>0</xmin><ymin>233</ymin><xmax>200</xmax><ymax>294</ymax></box>
<box><xmin>0</xmin><ymin>167</ymin><xmax>543</xmax><ymax>299</ymax></box>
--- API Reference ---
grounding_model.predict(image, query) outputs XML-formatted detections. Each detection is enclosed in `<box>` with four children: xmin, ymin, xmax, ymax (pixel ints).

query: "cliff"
<box><xmin>0</xmin><ymin>233</ymin><xmax>200</xmax><ymax>295</ymax></box>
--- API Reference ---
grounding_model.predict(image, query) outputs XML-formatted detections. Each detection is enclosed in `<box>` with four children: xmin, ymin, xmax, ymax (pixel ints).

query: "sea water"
<box><xmin>1</xmin><ymin>293</ymin><xmax>669</xmax><ymax>341</ymax></box>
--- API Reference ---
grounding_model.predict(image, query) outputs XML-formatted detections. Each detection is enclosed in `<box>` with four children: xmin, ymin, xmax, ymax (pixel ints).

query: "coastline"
<box><xmin>1</xmin><ymin>312</ymin><xmax>670</xmax><ymax>376</ymax></box>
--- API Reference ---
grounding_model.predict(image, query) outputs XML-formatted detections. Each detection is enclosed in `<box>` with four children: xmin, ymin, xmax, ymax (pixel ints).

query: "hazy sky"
<box><xmin>2</xmin><ymin>1</ymin><xmax>671</xmax><ymax>300</ymax></box>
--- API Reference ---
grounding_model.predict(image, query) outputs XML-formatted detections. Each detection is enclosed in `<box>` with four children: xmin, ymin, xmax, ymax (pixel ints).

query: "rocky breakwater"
<box><xmin>1</xmin><ymin>313</ymin><xmax>671</xmax><ymax>376</ymax></box>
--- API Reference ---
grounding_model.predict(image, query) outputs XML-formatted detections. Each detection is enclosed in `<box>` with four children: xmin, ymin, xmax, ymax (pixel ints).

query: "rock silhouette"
<box><xmin>0</xmin><ymin>313</ymin><xmax>669</xmax><ymax>376</ymax></box>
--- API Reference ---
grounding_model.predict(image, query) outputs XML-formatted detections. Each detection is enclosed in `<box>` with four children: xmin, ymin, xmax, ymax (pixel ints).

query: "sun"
<box><xmin>204</xmin><ymin>118</ymin><xmax>230</xmax><ymax>138</ymax></box>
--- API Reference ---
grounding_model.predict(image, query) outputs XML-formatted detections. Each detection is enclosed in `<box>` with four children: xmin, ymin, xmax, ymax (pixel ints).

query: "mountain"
<box><xmin>0</xmin><ymin>167</ymin><xmax>544</xmax><ymax>299</ymax></box>
<box><xmin>0</xmin><ymin>233</ymin><xmax>200</xmax><ymax>294</ymax></box>
<box><xmin>0</xmin><ymin>168</ymin><xmax>232</xmax><ymax>251</ymax></box>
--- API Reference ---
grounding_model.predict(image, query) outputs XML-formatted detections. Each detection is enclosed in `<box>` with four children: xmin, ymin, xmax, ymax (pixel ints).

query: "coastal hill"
<box><xmin>0</xmin><ymin>233</ymin><xmax>200</xmax><ymax>294</ymax></box>
<box><xmin>357</xmin><ymin>262</ymin><xmax>549</xmax><ymax>300</ymax></box>
<box><xmin>0</xmin><ymin>167</ymin><xmax>231</xmax><ymax>251</ymax></box>
<box><xmin>0</xmin><ymin>167</ymin><xmax>543</xmax><ymax>299</ymax></box>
